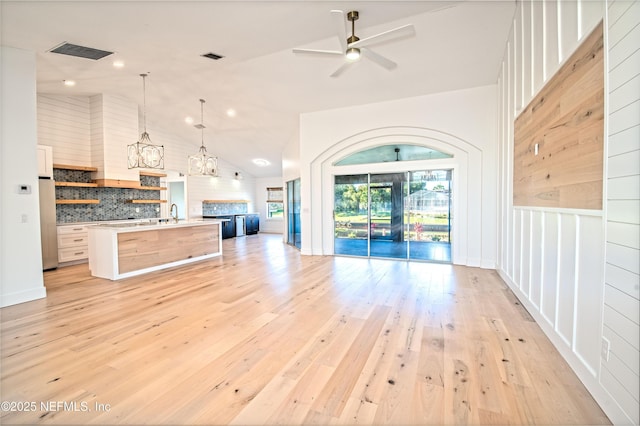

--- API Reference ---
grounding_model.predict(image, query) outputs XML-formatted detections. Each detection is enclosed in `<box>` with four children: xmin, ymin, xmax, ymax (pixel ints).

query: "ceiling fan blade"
<box><xmin>349</xmin><ymin>24</ymin><xmax>415</xmax><ymax>48</ymax></box>
<box><xmin>331</xmin><ymin>9</ymin><xmax>348</xmax><ymax>52</ymax></box>
<box><xmin>361</xmin><ymin>48</ymin><xmax>397</xmax><ymax>70</ymax></box>
<box><xmin>292</xmin><ymin>48</ymin><xmax>343</xmax><ymax>57</ymax></box>
<box><xmin>330</xmin><ymin>62</ymin><xmax>353</xmax><ymax>78</ymax></box>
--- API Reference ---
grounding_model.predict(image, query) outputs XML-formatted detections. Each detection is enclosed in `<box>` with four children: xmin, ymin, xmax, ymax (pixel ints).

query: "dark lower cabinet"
<box><xmin>204</xmin><ymin>215</ymin><xmax>235</xmax><ymax>239</ymax></box>
<box><xmin>203</xmin><ymin>214</ymin><xmax>257</xmax><ymax>238</ymax></box>
<box><xmin>246</xmin><ymin>214</ymin><xmax>259</xmax><ymax>235</ymax></box>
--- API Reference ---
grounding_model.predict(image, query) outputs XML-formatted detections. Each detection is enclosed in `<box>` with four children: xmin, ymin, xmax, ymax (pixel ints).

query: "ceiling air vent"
<box><xmin>201</xmin><ymin>52</ymin><xmax>224</xmax><ymax>61</ymax></box>
<box><xmin>49</xmin><ymin>42</ymin><xmax>113</xmax><ymax>60</ymax></box>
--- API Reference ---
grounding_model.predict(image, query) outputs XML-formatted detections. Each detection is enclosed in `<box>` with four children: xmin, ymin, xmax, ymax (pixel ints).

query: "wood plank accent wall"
<box><xmin>117</xmin><ymin>225</ymin><xmax>220</xmax><ymax>273</ymax></box>
<box><xmin>498</xmin><ymin>1</ymin><xmax>638</xmax><ymax>423</ymax></box>
<box><xmin>513</xmin><ymin>22</ymin><xmax>604</xmax><ymax>209</ymax></box>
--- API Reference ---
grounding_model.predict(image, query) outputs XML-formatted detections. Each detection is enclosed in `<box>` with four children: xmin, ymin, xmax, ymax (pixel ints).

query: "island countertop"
<box><xmin>89</xmin><ymin>218</ymin><xmax>228</xmax><ymax>233</ymax></box>
<box><xmin>88</xmin><ymin>220</ymin><xmax>223</xmax><ymax>280</ymax></box>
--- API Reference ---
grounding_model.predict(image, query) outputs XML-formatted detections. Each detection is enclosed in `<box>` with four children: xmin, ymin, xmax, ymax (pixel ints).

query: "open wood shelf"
<box><xmin>139</xmin><ymin>171</ymin><xmax>167</xmax><ymax>177</ymax></box>
<box><xmin>56</xmin><ymin>199</ymin><xmax>100</xmax><ymax>205</ymax></box>
<box><xmin>125</xmin><ymin>200</ymin><xmax>167</xmax><ymax>204</ymax></box>
<box><xmin>93</xmin><ymin>179</ymin><xmax>142</xmax><ymax>189</ymax></box>
<box><xmin>55</xmin><ymin>182</ymin><xmax>99</xmax><ymax>188</ymax></box>
<box><xmin>203</xmin><ymin>200</ymin><xmax>250</xmax><ymax>203</ymax></box>
<box><xmin>139</xmin><ymin>186</ymin><xmax>167</xmax><ymax>191</ymax></box>
<box><xmin>53</xmin><ymin>164</ymin><xmax>98</xmax><ymax>172</ymax></box>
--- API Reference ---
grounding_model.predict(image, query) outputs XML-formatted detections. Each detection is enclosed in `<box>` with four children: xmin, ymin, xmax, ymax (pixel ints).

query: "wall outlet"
<box><xmin>135</xmin><ymin>207</ymin><xmax>140</xmax><ymax>213</ymax></box>
<box><xmin>601</xmin><ymin>337</ymin><xmax>610</xmax><ymax>362</ymax></box>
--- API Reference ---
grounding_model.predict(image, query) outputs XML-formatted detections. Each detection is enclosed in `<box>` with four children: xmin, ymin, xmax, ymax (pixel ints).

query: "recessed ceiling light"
<box><xmin>63</xmin><ymin>80</ymin><xmax>76</xmax><ymax>87</ymax></box>
<box><xmin>113</xmin><ymin>60</ymin><xmax>125</xmax><ymax>68</ymax></box>
<box><xmin>226</xmin><ymin>108</ymin><xmax>237</xmax><ymax>118</ymax></box>
<box><xmin>185</xmin><ymin>116</ymin><xmax>194</xmax><ymax>125</ymax></box>
<box><xmin>253</xmin><ymin>158</ymin><xmax>270</xmax><ymax>167</ymax></box>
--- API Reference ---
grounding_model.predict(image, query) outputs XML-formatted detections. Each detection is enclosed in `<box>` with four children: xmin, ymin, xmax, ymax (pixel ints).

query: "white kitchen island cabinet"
<box><xmin>88</xmin><ymin>220</ymin><xmax>223</xmax><ymax>280</ymax></box>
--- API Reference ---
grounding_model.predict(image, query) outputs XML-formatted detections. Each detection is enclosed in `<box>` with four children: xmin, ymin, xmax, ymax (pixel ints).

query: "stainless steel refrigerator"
<box><xmin>39</xmin><ymin>177</ymin><xmax>58</xmax><ymax>270</ymax></box>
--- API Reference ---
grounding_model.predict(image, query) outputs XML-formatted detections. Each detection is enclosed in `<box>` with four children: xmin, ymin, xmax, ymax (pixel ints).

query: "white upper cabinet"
<box><xmin>37</xmin><ymin>144</ymin><xmax>53</xmax><ymax>178</ymax></box>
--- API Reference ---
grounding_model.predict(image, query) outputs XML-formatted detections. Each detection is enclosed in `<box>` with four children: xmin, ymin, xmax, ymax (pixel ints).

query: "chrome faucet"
<box><xmin>170</xmin><ymin>203</ymin><xmax>179</xmax><ymax>223</ymax></box>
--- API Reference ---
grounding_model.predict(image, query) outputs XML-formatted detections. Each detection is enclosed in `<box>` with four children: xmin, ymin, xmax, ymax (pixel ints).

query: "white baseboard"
<box><xmin>0</xmin><ymin>286</ymin><xmax>47</xmax><ymax>308</ymax></box>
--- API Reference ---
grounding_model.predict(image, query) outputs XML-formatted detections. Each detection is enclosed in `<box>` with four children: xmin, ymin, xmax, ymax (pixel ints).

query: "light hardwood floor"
<box><xmin>1</xmin><ymin>234</ymin><xmax>610</xmax><ymax>425</ymax></box>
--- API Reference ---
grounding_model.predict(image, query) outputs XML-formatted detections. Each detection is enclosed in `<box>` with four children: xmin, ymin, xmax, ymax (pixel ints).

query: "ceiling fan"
<box><xmin>293</xmin><ymin>10</ymin><xmax>415</xmax><ymax>78</ymax></box>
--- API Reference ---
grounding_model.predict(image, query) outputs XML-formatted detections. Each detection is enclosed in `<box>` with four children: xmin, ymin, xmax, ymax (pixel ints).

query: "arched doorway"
<box><xmin>308</xmin><ymin>127</ymin><xmax>484</xmax><ymax>266</ymax></box>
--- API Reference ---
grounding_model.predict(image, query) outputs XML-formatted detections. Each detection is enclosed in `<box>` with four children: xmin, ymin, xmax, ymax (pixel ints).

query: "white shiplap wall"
<box><xmin>37</xmin><ymin>95</ymin><xmax>91</xmax><ymax>165</ymax></box>
<box><xmin>36</xmin><ymin>93</ymin><xmax>259</xmax><ymax>216</ymax></box>
<box><xmin>602</xmin><ymin>0</ymin><xmax>640</xmax><ymax>422</ymax></box>
<box><xmin>497</xmin><ymin>1</ymin><xmax>638</xmax><ymax>424</ymax></box>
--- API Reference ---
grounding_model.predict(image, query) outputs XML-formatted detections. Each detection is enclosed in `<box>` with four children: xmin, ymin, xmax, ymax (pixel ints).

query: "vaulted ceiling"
<box><xmin>1</xmin><ymin>1</ymin><xmax>516</xmax><ymax>177</ymax></box>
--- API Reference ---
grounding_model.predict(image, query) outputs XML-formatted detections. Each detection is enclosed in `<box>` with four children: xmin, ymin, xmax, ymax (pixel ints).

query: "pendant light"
<box><xmin>188</xmin><ymin>99</ymin><xmax>218</xmax><ymax>176</ymax></box>
<box><xmin>128</xmin><ymin>73</ymin><xmax>164</xmax><ymax>169</ymax></box>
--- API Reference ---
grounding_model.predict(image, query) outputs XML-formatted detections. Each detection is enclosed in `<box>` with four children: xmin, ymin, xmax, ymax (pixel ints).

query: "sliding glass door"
<box><xmin>334</xmin><ymin>175</ymin><xmax>369</xmax><ymax>256</ymax></box>
<box><xmin>286</xmin><ymin>178</ymin><xmax>301</xmax><ymax>249</ymax></box>
<box><xmin>334</xmin><ymin>170</ymin><xmax>452</xmax><ymax>262</ymax></box>
<box><xmin>369</xmin><ymin>173</ymin><xmax>407</xmax><ymax>259</ymax></box>
<box><xmin>406</xmin><ymin>170</ymin><xmax>452</xmax><ymax>262</ymax></box>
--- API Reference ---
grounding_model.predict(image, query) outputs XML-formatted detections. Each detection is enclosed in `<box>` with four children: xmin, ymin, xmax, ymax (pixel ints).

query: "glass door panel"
<box><xmin>370</xmin><ymin>173</ymin><xmax>407</xmax><ymax>259</ymax></box>
<box><xmin>287</xmin><ymin>178</ymin><xmax>301</xmax><ymax>249</ymax></box>
<box><xmin>407</xmin><ymin>170</ymin><xmax>452</xmax><ymax>262</ymax></box>
<box><xmin>370</xmin><ymin>186</ymin><xmax>392</xmax><ymax>240</ymax></box>
<box><xmin>334</xmin><ymin>174</ymin><xmax>369</xmax><ymax>256</ymax></box>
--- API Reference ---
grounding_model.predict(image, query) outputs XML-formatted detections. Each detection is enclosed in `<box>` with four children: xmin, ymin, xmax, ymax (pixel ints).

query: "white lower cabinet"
<box><xmin>57</xmin><ymin>224</ymin><xmax>89</xmax><ymax>263</ymax></box>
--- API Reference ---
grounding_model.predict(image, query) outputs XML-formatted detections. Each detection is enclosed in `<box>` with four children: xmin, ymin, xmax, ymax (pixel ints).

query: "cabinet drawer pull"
<box><xmin>72</xmin><ymin>228</ymin><xmax>83</xmax><ymax>231</ymax></box>
<box><xmin>74</xmin><ymin>252</ymin><xmax>84</xmax><ymax>256</ymax></box>
<box><xmin>73</xmin><ymin>239</ymin><xmax>84</xmax><ymax>242</ymax></box>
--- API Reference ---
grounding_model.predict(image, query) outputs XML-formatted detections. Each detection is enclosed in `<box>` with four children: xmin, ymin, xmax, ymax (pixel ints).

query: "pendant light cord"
<box><xmin>141</xmin><ymin>73</ymin><xmax>148</xmax><ymax>134</ymax></box>
<box><xmin>200</xmin><ymin>99</ymin><xmax>205</xmax><ymax>148</ymax></box>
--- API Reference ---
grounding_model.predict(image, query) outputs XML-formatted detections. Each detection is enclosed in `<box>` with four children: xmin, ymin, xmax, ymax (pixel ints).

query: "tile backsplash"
<box><xmin>54</xmin><ymin>169</ymin><xmax>161</xmax><ymax>223</ymax></box>
<box><xmin>202</xmin><ymin>202</ymin><xmax>248</xmax><ymax>216</ymax></box>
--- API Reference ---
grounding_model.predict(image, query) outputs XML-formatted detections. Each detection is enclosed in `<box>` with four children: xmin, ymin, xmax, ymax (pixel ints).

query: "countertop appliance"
<box><xmin>39</xmin><ymin>177</ymin><xmax>58</xmax><ymax>270</ymax></box>
<box><xmin>235</xmin><ymin>215</ymin><xmax>246</xmax><ymax>237</ymax></box>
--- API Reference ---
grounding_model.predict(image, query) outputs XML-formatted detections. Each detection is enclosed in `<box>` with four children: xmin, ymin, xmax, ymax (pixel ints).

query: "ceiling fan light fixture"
<box><xmin>346</xmin><ymin>47</ymin><xmax>361</xmax><ymax>61</ymax></box>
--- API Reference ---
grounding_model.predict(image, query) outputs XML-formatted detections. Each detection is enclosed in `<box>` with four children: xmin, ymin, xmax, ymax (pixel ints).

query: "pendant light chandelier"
<box><xmin>188</xmin><ymin>98</ymin><xmax>218</xmax><ymax>176</ymax></box>
<box><xmin>128</xmin><ymin>73</ymin><xmax>164</xmax><ymax>169</ymax></box>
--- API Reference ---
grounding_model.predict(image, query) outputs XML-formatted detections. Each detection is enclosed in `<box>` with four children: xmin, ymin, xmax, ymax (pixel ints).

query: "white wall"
<box><xmin>602</xmin><ymin>0</ymin><xmax>640</xmax><ymax>422</ymax></box>
<box><xmin>0</xmin><ymin>46</ymin><xmax>47</xmax><ymax>307</ymax></box>
<box><xmin>496</xmin><ymin>1</ymin><xmax>638</xmax><ymax>424</ymax></box>
<box><xmin>299</xmin><ymin>85</ymin><xmax>497</xmax><ymax>268</ymax></box>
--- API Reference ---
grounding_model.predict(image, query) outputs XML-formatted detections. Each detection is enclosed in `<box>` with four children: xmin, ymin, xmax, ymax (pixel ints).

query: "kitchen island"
<box><xmin>88</xmin><ymin>220</ymin><xmax>224</xmax><ymax>280</ymax></box>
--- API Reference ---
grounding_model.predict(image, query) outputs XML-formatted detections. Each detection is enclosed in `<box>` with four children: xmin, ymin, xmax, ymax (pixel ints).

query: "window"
<box><xmin>267</xmin><ymin>187</ymin><xmax>284</xmax><ymax>219</ymax></box>
<box><xmin>334</xmin><ymin>144</ymin><xmax>452</xmax><ymax>166</ymax></box>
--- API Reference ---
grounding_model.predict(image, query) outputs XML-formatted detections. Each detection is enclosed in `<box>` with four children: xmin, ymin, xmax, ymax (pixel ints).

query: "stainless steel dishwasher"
<box><xmin>235</xmin><ymin>215</ymin><xmax>246</xmax><ymax>237</ymax></box>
